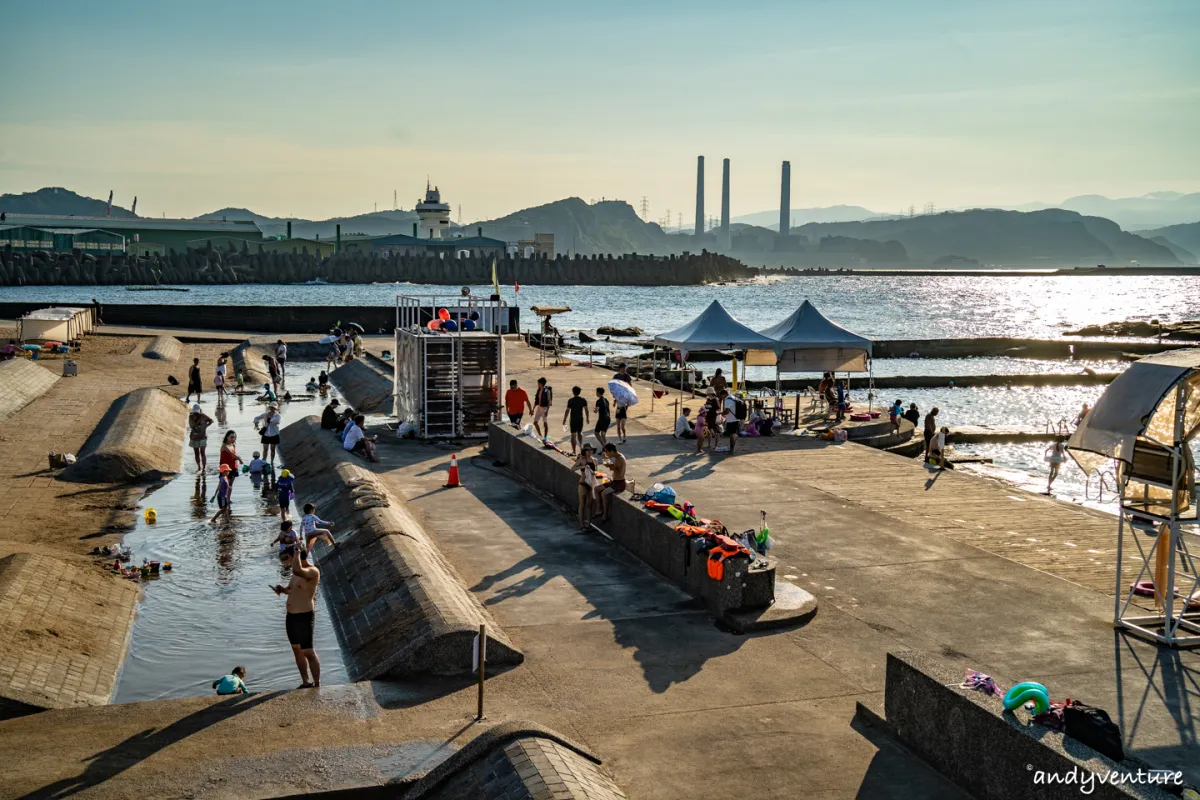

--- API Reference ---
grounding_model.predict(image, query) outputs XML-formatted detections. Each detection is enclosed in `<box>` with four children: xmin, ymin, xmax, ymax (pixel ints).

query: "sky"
<box><xmin>1</xmin><ymin>0</ymin><xmax>1198</xmax><ymax>223</ymax></box>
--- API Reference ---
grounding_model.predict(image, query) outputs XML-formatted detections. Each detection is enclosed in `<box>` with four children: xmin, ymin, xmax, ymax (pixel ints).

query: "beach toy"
<box><xmin>149</xmin><ymin>560</ymin><xmax>161</xmax><ymax>574</ymax></box>
<box><xmin>144</xmin><ymin>508</ymin><xmax>157</xmax><ymax>524</ymax></box>
<box><xmin>140</xmin><ymin>565</ymin><xmax>152</xmax><ymax>579</ymax></box>
<box><xmin>442</xmin><ymin>319</ymin><xmax>459</xmax><ymax>332</ymax></box>
<box><xmin>607</xmin><ymin>379</ymin><xmax>639</xmax><ymax>407</ymax></box>
<box><xmin>1130</xmin><ymin>580</ymin><xmax>1156</xmax><ymax>597</ymax></box>
<box><xmin>462</xmin><ymin>319</ymin><xmax>477</xmax><ymax>330</ymax></box>
<box><xmin>1003</xmin><ymin>681</ymin><xmax>1050</xmax><ymax>714</ymax></box>
<box><xmin>163</xmin><ymin>562</ymin><xmax>172</xmax><ymax>571</ymax></box>
<box><xmin>438</xmin><ymin>308</ymin><xmax>450</xmax><ymax>321</ymax></box>
<box><xmin>427</xmin><ymin>319</ymin><xmax>442</xmax><ymax>331</ymax></box>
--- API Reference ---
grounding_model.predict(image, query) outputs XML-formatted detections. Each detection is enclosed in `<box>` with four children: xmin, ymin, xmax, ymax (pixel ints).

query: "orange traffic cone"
<box><xmin>444</xmin><ymin>454</ymin><xmax>462</xmax><ymax>488</ymax></box>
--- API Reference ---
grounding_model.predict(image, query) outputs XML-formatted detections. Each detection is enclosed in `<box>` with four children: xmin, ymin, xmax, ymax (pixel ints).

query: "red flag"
<box><xmin>514</xmin><ymin>281</ymin><xmax>520</xmax><ymax>294</ymax></box>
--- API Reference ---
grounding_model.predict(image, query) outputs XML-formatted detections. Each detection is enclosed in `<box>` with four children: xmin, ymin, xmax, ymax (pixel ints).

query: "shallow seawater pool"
<box><xmin>114</xmin><ymin>363</ymin><xmax>347</xmax><ymax>702</ymax></box>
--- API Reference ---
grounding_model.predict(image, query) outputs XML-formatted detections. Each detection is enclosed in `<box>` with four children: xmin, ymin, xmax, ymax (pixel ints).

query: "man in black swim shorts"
<box><xmin>272</xmin><ymin>547</ymin><xmax>322</xmax><ymax>688</ymax></box>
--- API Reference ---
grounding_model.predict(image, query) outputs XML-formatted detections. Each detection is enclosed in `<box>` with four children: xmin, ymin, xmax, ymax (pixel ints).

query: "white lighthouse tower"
<box><xmin>416</xmin><ymin>181</ymin><xmax>451</xmax><ymax>239</ymax></box>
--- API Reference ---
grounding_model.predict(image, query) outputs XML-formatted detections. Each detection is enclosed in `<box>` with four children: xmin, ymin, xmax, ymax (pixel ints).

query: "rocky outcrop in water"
<box><xmin>0</xmin><ymin>244</ymin><xmax>755</xmax><ymax>287</ymax></box>
<box><xmin>1064</xmin><ymin>319</ymin><xmax>1200</xmax><ymax>340</ymax></box>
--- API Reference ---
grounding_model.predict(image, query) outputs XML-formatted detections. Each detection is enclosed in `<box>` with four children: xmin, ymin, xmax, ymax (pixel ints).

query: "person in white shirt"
<box><xmin>299</xmin><ymin>502</ymin><xmax>335</xmax><ymax>551</ymax></box>
<box><xmin>275</xmin><ymin>340</ymin><xmax>288</xmax><ymax>379</ymax></box>
<box><xmin>254</xmin><ymin>405</ymin><xmax>282</xmax><ymax>463</ymax></box>
<box><xmin>674</xmin><ymin>407</ymin><xmax>696</xmax><ymax>439</ymax></box>
<box><xmin>929</xmin><ymin>426</ymin><xmax>949</xmax><ymax>470</ymax></box>
<box><xmin>342</xmin><ymin>414</ymin><xmax>377</xmax><ymax>460</ymax></box>
<box><xmin>719</xmin><ymin>391</ymin><xmax>741</xmax><ymax>453</ymax></box>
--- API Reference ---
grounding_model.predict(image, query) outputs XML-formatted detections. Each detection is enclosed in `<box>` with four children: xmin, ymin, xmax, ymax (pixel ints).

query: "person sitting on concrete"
<box><xmin>213</xmin><ymin>666</ymin><xmax>247</xmax><ymax>696</ymax></box>
<box><xmin>337</xmin><ymin>408</ymin><xmax>356</xmax><ymax>440</ymax></box>
<box><xmin>571</xmin><ymin>443</ymin><xmax>600</xmax><ymax>531</ymax></box>
<box><xmin>598</xmin><ymin>443</ymin><xmax>627</xmax><ymax>523</ymax></box>
<box><xmin>343</xmin><ymin>414</ymin><xmax>378</xmax><ymax>461</ymax></box>
<box><xmin>300</xmin><ymin>503</ymin><xmax>335</xmax><ymax>551</ymax></box>
<box><xmin>674</xmin><ymin>407</ymin><xmax>697</xmax><ymax>439</ymax></box>
<box><xmin>320</xmin><ymin>399</ymin><xmax>340</xmax><ymax>430</ymax></box>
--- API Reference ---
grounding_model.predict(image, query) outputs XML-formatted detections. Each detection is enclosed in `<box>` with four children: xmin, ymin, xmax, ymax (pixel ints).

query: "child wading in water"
<box><xmin>213</xmin><ymin>666</ymin><xmax>247</xmax><ymax>695</ymax></box>
<box><xmin>276</xmin><ymin>468</ymin><xmax>296</xmax><ymax>522</ymax></box>
<box><xmin>210</xmin><ymin>464</ymin><xmax>233</xmax><ymax>524</ymax></box>
<box><xmin>273</xmin><ymin>519</ymin><xmax>302</xmax><ymax>557</ymax></box>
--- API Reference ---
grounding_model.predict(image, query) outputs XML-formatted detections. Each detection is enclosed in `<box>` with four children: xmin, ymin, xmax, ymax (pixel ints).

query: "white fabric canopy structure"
<box><xmin>748</xmin><ymin>300</ymin><xmax>873</xmax><ymax>372</ymax></box>
<box><xmin>1068</xmin><ymin>348</ymin><xmax>1200</xmax><ymax>475</ymax></box>
<box><xmin>652</xmin><ymin>300</ymin><xmax>777</xmax><ymax>357</ymax></box>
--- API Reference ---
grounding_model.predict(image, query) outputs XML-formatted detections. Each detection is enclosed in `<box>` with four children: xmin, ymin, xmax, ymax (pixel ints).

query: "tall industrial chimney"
<box><xmin>720</xmin><ymin>158</ymin><xmax>731</xmax><ymax>249</ymax></box>
<box><xmin>779</xmin><ymin>161</ymin><xmax>791</xmax><ymax>238</ymax></box>
<box><xmin>694</xmin><ymin>156</ymin><xmax>705</xmax><ymax>237</ymax></box>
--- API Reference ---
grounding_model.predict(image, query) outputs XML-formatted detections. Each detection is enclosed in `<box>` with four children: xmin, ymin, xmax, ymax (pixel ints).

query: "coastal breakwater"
<box><xmin>279</xmin><ymin>418</ymin><xmax>523</xmax><ymax>679</ymax></box>
<box><xmin>0</xmin><ymin>247</ymin><xmax>754</xmax><ymax>287</ymax></box>
<box><xmin>0</xmin><ymin>359</ymin><xmax>59</xmax><ymax>422</ymax></box>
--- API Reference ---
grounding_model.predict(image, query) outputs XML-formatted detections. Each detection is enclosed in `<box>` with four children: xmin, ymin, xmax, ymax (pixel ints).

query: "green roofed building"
<box><xmin>0</xmin><ymin>213</ymin><xmax>263</xmax><ymax>253</ymax></box>
<box><xmin>1</xmin><ymin>225</ymin><xmax>125</xmax><ymax>254</ymax></box>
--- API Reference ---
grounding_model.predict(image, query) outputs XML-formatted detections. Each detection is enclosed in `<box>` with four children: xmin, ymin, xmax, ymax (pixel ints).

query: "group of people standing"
<box><xmin>504</xmin><ymin>362</ymin><xmax>636</xmax><ymax>453</ymax></box>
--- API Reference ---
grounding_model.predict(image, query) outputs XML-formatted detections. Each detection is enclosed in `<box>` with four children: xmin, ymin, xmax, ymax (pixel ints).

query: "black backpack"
<box><xmin>1064</xmin><ymin>702</ymin><xmax>1124</xmax><ymax>762</ymax></box>
<box><xmin>734</xmin><ymin>398</ymin><xmax>747</xmax><ymax>421</ymax></box>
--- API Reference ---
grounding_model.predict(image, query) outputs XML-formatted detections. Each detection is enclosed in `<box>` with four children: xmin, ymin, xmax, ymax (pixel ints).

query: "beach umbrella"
<box><xmin>319</xmin><ymin>334</ymin><xmax>337</xmax><ymax>344</ymax></box>
<box><xmin>347</xmin><ymin>322</ymin><xmax>364</xmax><ymax>332</ymax></box>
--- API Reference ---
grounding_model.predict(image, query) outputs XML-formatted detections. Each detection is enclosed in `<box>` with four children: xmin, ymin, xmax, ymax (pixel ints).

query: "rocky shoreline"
<box><xmin>1064</xmin><ymin>318</ymin><xmax>1200</xmax><ymax>340</ymax></box>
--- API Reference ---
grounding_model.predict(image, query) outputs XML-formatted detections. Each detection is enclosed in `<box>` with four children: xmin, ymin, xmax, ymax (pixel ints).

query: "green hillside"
<box><xmin>0</xmin><ymin>187</ymin><xmax>136</xmax><ymax>218</ymax></box>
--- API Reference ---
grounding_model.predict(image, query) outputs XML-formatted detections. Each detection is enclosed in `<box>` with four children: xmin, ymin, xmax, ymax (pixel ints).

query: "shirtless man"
<box><xmin>272</xmin><ymin>547</ymin><xmax>322</xmax><ymax>688</ymax></box>
<box><xmin>598</xmin><ymin>443</ymin><xmax>627</xmax><ymax>522</ymax></box>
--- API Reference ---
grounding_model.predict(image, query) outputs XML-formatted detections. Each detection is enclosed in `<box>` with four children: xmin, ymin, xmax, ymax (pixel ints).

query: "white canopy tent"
<box><xmin>1069</xmin><ymin>348</ymin><xmax>1200</xmax><ymax>646</ymax></box>
<box><xmin>651</xmin><ymin>300</ymin><xmax>778</xmax><ymax>406</ymax></box>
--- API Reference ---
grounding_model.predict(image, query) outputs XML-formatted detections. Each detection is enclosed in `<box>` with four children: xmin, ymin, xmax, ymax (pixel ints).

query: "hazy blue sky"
<box><xmin>1</xmin><ymin>0</ymin><xmax>1197</xmax><ymax>222</ymax></box>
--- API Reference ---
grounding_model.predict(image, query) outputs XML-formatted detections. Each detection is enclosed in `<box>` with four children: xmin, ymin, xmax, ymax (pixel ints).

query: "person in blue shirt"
<box><xmin>276</xmin><ymin>469</ymin><xmax>296</xmax><ymax>522</ymax></box>
<box><xmin>212</xmin><ymin>666</ymin><xmax>247</xmax><ymax>695</ymax></box>
<box><xmin>889</xmin><ymin>399</ymin><xmax>904</xmax><ymax>435</ymax></box>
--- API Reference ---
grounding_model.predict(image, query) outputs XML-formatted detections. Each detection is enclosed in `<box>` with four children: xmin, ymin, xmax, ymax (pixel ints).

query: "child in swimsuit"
<box><xmin>273</xmin><ymin>519</ymin><xmax>302</xmax><ymax>557</ymax></box>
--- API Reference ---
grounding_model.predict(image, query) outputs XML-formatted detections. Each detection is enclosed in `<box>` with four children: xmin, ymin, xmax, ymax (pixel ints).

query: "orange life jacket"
<box><xmin>644</xmin><ymin>500</ymin><xmax>674</xmax><ymax>512</ymax></box>
<box><xmin>706</xmin><ymin>535</ymin><xmax>751</xmax><ymax>581</ymax></box>
<box><xmin>675</xmin><ymin>524</ymin><xmax>708</xmax><ymax>537</ymax></box>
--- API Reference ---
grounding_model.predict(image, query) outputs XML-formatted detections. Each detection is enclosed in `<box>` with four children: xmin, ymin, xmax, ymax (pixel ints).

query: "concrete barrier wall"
<box><xmin>279</xmin><ymin>418</ymin><xmax>522</xmax><ymax>679</ymax></box>
<box><xmin>329</xmin><ymin>358</ymin><xmax>393</xmax><ymax>414</ymax></box>
<box><xmin>141</xmin><ymin>335</ymin><xmax>181</xmax><ymax>361</ymax></box>
<box><xmin>405</xmin><ymin>720</ymin><xmax>627</xmax><ymax>800</ymax></box>
<box><xmin>60</xmin><ymin>387</ymin><xmax>187</xmax><ymax>483</ymax></box>
<box><xmin>0</xmin><ymin>359</ymin><xmax>59</xmax><ymax>422</ymax></box>
<box><xmin>488</xmin><ymin>423</ymin><xmax>780</xmax><ymax>625</ymax></box>
<box><xmin>0</xmin><ymin>552</ymin><xmax>139</xmax><ymax>717</ymax></box>
<box><xmin>867</xmin><ymin>650</ymin><xmax>1175</xmax><ymax>800</ymax></box>
<box><xmin>232</xmin><ymin>337</ymin><xmax>329</xmax><ymax>387</ymax></box>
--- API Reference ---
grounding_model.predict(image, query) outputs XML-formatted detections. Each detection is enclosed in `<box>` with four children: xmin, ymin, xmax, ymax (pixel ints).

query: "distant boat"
<box><xmin>302</xmin><ymin>278</ymin><xmax>329</xmax><ymax>285</ymax></box>
<box><xmin>124</xmin><ymin>286</ymin><xmax>190</xmax><ymax>292</ymax></box>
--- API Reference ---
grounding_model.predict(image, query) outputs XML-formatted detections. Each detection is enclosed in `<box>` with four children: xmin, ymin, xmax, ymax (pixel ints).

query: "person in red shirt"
<box><xmin>504</xmin><ymin>379</ymin><xmax>533</xmax><ymax>426</ymax></box>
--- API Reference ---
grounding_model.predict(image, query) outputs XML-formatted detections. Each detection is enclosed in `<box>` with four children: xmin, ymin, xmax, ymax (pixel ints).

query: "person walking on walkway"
<box><xmin>593</xmin><ymin>387</ymin><xmax>611</xmax><ymax>446</ymax></box>
<box><xmin>563</xmin><ymin>386</ymin><xmax>590</xmax><ymax>454</ymax></box>
<box><xmin>186</xmin><ymin>358</ymin><xmax>203</xmax><ymax>403</ymax></box>
<box><xmin>504</xmin><ymin>379</ymin><xmax>532</xmax><ymax>426</ymax></box>
<box><xmin>1045</xmin><ymin>437</ymin><xmax>1067</xmax><ymax>493</ymax></box>
<box><xmin>188</xmin><ymin>404</ymin><xmax>213</xmax><ymax>471</ymax></box>
<box><xmin>923</xmin><ymin>407</ymin><xmax>940</xmax><ymax>456</ymax></box>
<box><xmin>272</xmin><ymin>547</ymin><xmax>322</xmax><ymax>688</ymax></box>
<box><xmin>533</xmin><ymin>377</ymin><xmax>553</xmax><ymax>439</ymax></box>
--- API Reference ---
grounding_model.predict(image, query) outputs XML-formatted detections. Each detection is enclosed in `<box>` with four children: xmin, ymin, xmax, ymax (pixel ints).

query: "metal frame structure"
<box><xmin>1113</xmin><ymin>378</ymin><xmax>1200</xmax><ymax>647</ymax></box>
<box><xmin>393</xmin><ymin>293</ymin><xmax>506</xmax><ymax>438</ymax></box>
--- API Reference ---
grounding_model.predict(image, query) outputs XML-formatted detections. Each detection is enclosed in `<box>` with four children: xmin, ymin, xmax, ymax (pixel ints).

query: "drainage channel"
<box><xmin>114</xmin><ymin>362</ymin><xmax>348</xmax><ymax>702</ymax></box>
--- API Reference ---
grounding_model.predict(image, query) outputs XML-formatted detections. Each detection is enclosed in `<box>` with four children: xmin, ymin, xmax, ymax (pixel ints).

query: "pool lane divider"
<box><xmin>278</xmin><ymin>417</ymin><xmax>523</xmax><ymax>679</ymax></box>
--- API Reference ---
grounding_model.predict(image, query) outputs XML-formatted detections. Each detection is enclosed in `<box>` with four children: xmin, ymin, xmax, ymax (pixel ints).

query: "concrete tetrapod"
<box><xmin>279</xmin><ymin>417</ymin><xmax>522</xmax><ymax>679</ymax></box>
<box><xmin>59</xmin><ymin>387</ymin><xmax>187</xmax><ymax>483</ymax></box>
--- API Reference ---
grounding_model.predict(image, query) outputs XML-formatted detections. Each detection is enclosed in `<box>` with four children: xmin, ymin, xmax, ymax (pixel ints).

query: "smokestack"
<box><xmin>779</xmin><ymin>161</ymin><xmax>791</xmax><ymax>239</ymax></box>
<box><xmin>720</xmin><ymin>158</ymin><xmax>730</xmax><ymax>249</ymax></box>
<box><xmin>412</xmin><ymin>222</ymin><xmax>418</xmax><ymax>237</ymax></box>
<box><xmin>694</xmin><ymin>156</ymin><xmax>705</xmax><ymax>237</ymax></box>
<box><xmin>286</xmin><ymin>221</ymin><xmax>292</xmax><ymax>239</ymax></box>
<box><xmin>336</xmin><ymin>223</ymin><xmax>341</xmax><ymax>253</ymax></box>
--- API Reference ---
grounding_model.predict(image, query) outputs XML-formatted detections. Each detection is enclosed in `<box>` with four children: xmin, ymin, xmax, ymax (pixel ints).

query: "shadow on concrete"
<box><xmin>850</xmin><ymin>717</ymin><xmax>969</xmax><ymax>799</ymax></box>
<box><xmin>1112</xmin><ymin>630</ymin><xmax>1200</xmax><ymax>784</ymax></box>
<box><xmin>462</xmin><ymin>461</ymin><xmax>746</xmax><ymax>694</ymax></box>
<box><xmin>923</xmin><ymin>470</ymin><xmax>943</xmax><ymax>491</ymax></box>
<box><xmin>644</xmin><ymin>451</ymin><xmax>718</xmax><ymax>484</ymax></box>
<box><xmin>370</xmin><ymin>674</ymin><xmax>519</xmax><ymax>711</ymax></box>
<box><xmin>18</xmin><ymin>691</ymin><xmax>284</xmax><ymax>800</ymax></box>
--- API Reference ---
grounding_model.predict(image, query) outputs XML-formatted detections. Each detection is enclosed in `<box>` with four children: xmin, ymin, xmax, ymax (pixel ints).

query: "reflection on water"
<box><xmin>114</xmin><ymin>363</ymin><xmax>346</xmax><ymax>703</ymax></box>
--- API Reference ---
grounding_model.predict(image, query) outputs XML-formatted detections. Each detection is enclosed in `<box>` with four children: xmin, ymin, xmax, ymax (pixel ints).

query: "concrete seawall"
<box><xmin>232</xmin><ymin>336</ymin><xmax>328</xmax><ymax>387</ymax></box>
<box><xmin>857</xmin><ymin>651</ymin><xmax>1175</xmax><ymax>800</ymax></box>
<box><xmin>0</xmin><ymin>359</ymin><xmax>59</xmax><ymax>422</ymax></box>
<box><xmin>329</xmin><ymin>357</ymin><xmax>394</xmax><ymax>414</ymax></box>
<box><xmin>487</xmin><ymin>423</ymin><xmax>816</xmax><ymax>632</ymax></box>
<box><xmin>279</xmin><ymin>417</ymin><xmax>522</xmax><ymax>679</ymax></box>
<box><xmin>59</xmin><ymin>387</ymin><xmax>187</xmax><ymax>483</ymax></box>
<box><xmin>0</xmin><ymin>552</ymin><xmax>139</xmax><ymax>718</ymax></box>
<box><xmin>141</xmin><ymin>335</ymin><xmax>181</xmax><ymax>361</ymax></box>
<box><xmin>404</xmin><ymin>720</ymin><xmax>627</xmax><ymax>800</ymax></box>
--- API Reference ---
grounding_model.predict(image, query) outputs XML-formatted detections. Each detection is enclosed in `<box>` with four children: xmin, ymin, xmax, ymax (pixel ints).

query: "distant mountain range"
<box><xmin>2</xmin><ymin>187</ymin><xmax>1197</xmax><ymax>265</ymax></box>
<box><xmin>1008</xmin><ymin>191</ymin><xmax>1200</xmax><ymax>230</ymax></box>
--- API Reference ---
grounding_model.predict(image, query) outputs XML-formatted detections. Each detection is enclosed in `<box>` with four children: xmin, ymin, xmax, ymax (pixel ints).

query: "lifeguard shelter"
<box><xmin>1069</xmin><ymin>348</ymin><xmax>1200</xmax><ymax>647</ymax></box>
<box><xmin>393</xmin><ymin>293</ymin><xmax>505</xmax><ymax>438</ymax></box>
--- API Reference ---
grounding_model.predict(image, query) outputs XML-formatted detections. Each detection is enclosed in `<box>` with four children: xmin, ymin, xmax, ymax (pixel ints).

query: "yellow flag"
<box><xmin>491</xmin><ymin>258</ymin><xmax>500</xmax><ymax>296</ymax></box>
